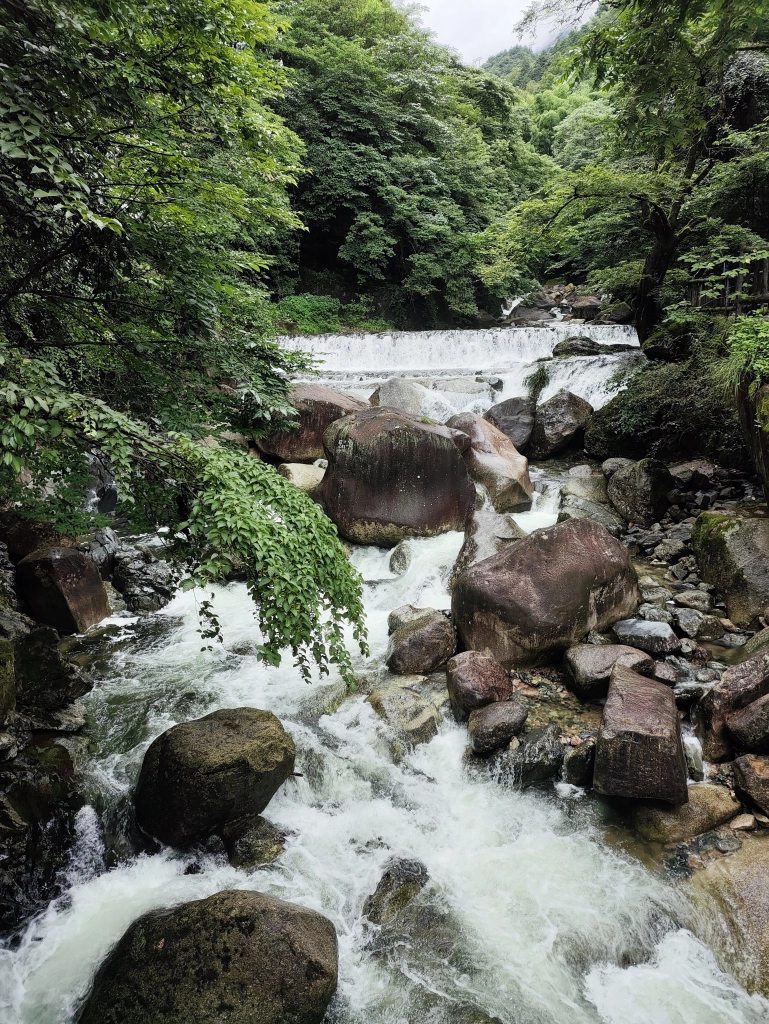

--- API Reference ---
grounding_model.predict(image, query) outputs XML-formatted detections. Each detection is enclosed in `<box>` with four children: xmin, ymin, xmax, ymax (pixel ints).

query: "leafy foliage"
<box><xmin>726</xmin><ymin>314</ymin><xmax>769</xmax><ymax>393</ymax></box>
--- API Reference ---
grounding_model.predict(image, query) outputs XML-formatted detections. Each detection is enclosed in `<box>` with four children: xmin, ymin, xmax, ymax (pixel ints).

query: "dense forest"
<box><xmin>2</xmin><ymin>0</ymin><xmax>769</xmax><ymax>669</ymax></box>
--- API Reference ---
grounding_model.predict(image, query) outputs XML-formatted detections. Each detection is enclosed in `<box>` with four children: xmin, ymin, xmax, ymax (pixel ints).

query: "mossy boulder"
<box><xmin>692</xmin><ymin>512</ymin><xmax>769</xmax><ymax>625</ymax></box>
<box><xmin>78</xmin><ymin>890</ymin><xmax>338</xmax><ymax>1024</ymax></box>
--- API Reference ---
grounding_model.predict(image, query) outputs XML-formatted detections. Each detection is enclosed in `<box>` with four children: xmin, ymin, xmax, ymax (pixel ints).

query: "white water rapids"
<box><xmin>1</xmin><ymin>327</ymin><xmax>768</xmax><ymax>1023</ymax></box>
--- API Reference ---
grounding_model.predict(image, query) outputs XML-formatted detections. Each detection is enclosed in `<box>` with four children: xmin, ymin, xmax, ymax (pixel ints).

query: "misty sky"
<box><xmin>415</xmin><ymin>1</ymin><xmax>548</xmax><ymax>65</ymax></box>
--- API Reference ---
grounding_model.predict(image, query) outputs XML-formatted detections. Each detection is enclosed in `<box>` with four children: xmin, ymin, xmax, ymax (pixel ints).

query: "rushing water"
<box><xmin>1</xmin><ymin>327</ymin><xmax>768</xmax><ymax>1023</ymax></box>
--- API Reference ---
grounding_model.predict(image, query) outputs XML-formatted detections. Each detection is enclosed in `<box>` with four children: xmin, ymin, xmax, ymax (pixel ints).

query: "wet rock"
<box><xmin>452</xmin><ymin>519</ymin><xmax>639</xmax><ymax>668</ymax></box>
<box><xmin>389</xmin><ymin>541</ymin><xmax>412</xmax><ymax>575</ymax></box>
<box><xmin>593</xmin><ymin>664</ymin><xmax>688</xmax><ymax>805</ymax></box>
<box><xmin>446</xmin><ymin>650</ymin><xmax>514</xmax><ymax>721</ymax></box>
<box><xmin>557</xmin><ymin>495</ymin><xmax>626</xmax><ymax>538</ymax></box>
<box><xmin>257</xmin><ymin>383</ymin><xmax>367</xmax><ymax>462</ymax></box>
<box><xmin>78</xmin><ymin>889</ymin><xmax>338</xmax><ymax>1024</ymax></box>
<box><xmin>691</xmin><ymin>833</ymin><xmax>769</xmax><ymax>998</ymax></box>
<box><xmin>277</xmin><ymin>462</ymin><xmax>325</xmax><ymax>494</ymax></box>
<box><xmin>77</xmin><ymin>527</ymin><xmax>120</xmax><ymax>579</ymax></box>
<box><xmin>606</xmin><ymin>459</ymin><xmax>673</xmax><ymax>527</ymax></box>
<box><xmin>14</xmin><ymin>627</ymin><xmax>92</xmax><ymax>712</ymax></box>
<box><xmin>370</xmin><ymin>378</ymin><xmax>424</xmax><ymax>416</ymax></box>
<box><xmin>698</xmin><ymin>652</ymin><xmax>769</xmax><ymax>762</ymax></box>
<box><xmin>612</xmin><ymin>619</ymin><xmax>681</xmax><ymax>655</ymax></box>
<box><xmin>727</xmin><ymin>695</ymin><xmax>769</xmax><ymax>753</ymax></box>
<box><xmin>632</xmin><ymin>783</ymin><xmax>741</xmax><ymax>843</ymax></box>
<box><xmin>446</xmin><ymin>413</ymin><xmax>534</xmax><ymax>514</ymax></box>
<box><xmin>529</xmin><ymin>391</ymin><xmax>594</xmax><ymax>459</ymax></box>
<box><xmin>483</xmin><ymin>396</ymin><xmax>536</xmax><ymax>450</ymax></box>
<box><xmin>493</xmin><ymin>724</ymin><xmax>564</xmax><ymax>787</ymax></box>
<box><xmin>318</xmin><ymin>408</ymin><xmax>475</xmax><ymax>546</ymax></box>
<box><xmin>730</xmin><ymin>813</ymin><xmax>757</xmax><ymax>831</ymax></box>
<box><xmin>15</xmin><ymin>546</ymin><xmax>109</xmax><ymax>634</ymax></box>
<box><xmin>386</xmin><ymin>610</ymin><xmax>456</xmax><ymax>675</ymax></box>
<box><xmin>734</xmin><ymin>755</ymin><xmax>769</xmax><ymax>814</ymax></box>
<box><xmin>562</xmin><ymin>737</ymin><xmax>596</xmax><ymax>787</ymax></box>
<box><xmin>363</xmin><ymin>857</ymin><xmax>429</xmax><ymax>926</ymax></box>
<box><xmin>134</xmin><ymin>708</ymin><xmax>296</xmax><ymax>848</ymax></box>
<box><xmin>367</xmin><ymin>680</ymin><xmax>441</xmax><ymax>750</ymax></box>
<box><xmin>563</xmin><ymin>644</ymin><xmax>654</xmax><ymax>700</ymax></box>
<box><xmin>692</xmin><ymin>512</ymin><xmax>769</xmax><ymax>626</ymax></box>
<box><xmin>552</xmin><ymin>336</ymin><xmax>603</xmax><ymax>357</ymax></box>
<box><xmin>673</xmin><ymin>607</ymin><xmax>725</xmax><ymax>641</ymax></box>
<box><xmin>221</xmin><ymin>814</ymin><xmax>288</xmax><ymax>869</ymax></box>
<box><xmin>468</xmin><ymin>699</ymin><xmax>528</xmax><ymax>755</ymax></box>
<box><xmin>450</xmin><ymin>509</ymin><xmax>525</xmax><ymax>585</ymax></box>
<box><xmin>112</xmin><ymin>545</ymin><xmax>175</xmax><ymax>614</ymax></box>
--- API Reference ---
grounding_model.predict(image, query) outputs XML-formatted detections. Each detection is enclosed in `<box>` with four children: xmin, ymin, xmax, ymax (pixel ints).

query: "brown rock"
<box><xmin>698</xmin><ymin>651</ymin><xmax>769</xmax><ymax>762</ymax></box>
<box><xmin>452</xmin><ymin>519</ymin><xmax>640</xmax><ymax>668</ymax></box>
<box><xmin>467</xmin><ymin>700</ymin><xmax>528</xmax><ymax>755</ymax></box>
<box><xmin>15</xmin><ymin>547</ymin><xmax>110</xmax><ymax>634</ymax></box>
<box><xmin>318</xmin><ymin>408</ymin><xmax>475</xmax><ymax>545</ymax></box>
<box><xmin>727</xmin><ymin>694</ymin><xmax>769</xmax><ymax>754</ymax></box>
<box><xmin>564</xmin><ymin>644</ymin><xmax>654</xmax><ymax>700</ymax></box>
<box><xmin>483</xmin><ymin>396</ymin><xmax>536</xmax><ymax>450</ymax></box>
<box><xmin>134</xmin><ymin>708</ymin><xmax>296</xmax><ymax>847</ymax></box>
<box><xmin>449</xmin><ymin>509</ymin><xmax>525</xmax><ymax>586</ymax></box>
<box><xmin>78</xmin><ymin>889</ymin><xmax>338</xmax><ymax>1024</ymax></box>
<box><xmin>734</xmin><ymin>754</ymin><xmax>769</xmax><ymax>815</ymax></box>
<box><xmin>632</xmin><ymin>783</ymin><xmax>740</xmax><ymax>843</ymax></box>
<box><xmin>529</xmin><ymin>391</ymin><xmax>594</xmax><ymax>459</ymax></box>
<box><xmin>446</xmin><ymin>650</ymin><xmax>514</xmax><ymax>721</ymax></box>
<box><xmin>256</xmin><ymin>384</ymin><xmax>366</xmax><ymax>462</ymax></box>
<box><xmin>446</xmin><ymin>413</ymin><xmax>534</xmax><ymax>513</ymax></box>
<box><xmin>386</xmin><ymin>611</ymin><xmax>456</xmax><ymax>675</ymax></box>
<box><xmin>593</xmin><ymin>664</ymin><xmax>688</xmax><ymax>805</ymax></box>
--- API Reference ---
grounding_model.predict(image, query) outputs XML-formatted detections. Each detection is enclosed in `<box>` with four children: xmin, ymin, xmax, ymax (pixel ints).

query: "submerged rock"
<box><xmin>692</xmin><ymin>512</ymin><xmax>769</xmax><ymax>626</ymax></box>
<box><xmin>452</xmin><ymin>519</ymin><xmax>639</xmax><ymax>668</ymax></box>
<box><xmin>446</xmin><ymin>413</ymin><xmax>534</xmax><ymax>514</ymax></box>
<box><xmin>318</xmin><ymin>408</ymin><xmax>475</xmax><ymax>545</ymax></box>
<box><xmin>593</xmin><ymin>664</ymin><xmax>688</xmax><ymax>805</ymax></box>
<box><xmin>468</xmin><ymin>699</ymin><xmax>528</xmax><ymax>755</ymax></box>
<box><xmin>632</xmin><ymin>783</ymin><xmax>741</xmax><ymax>843</ymax></box>
<box><xmin>606</xmin><ymin>459</ymin><xmax>673</xmax><ymax>527</ymax></box>
<box><xmin>363</xmin><ymin>857</ymin><xmax>429</xmax><ymax>927</ymax></box>
<box><xmin>15</xmin><ymin>547</ymin><xmax>109</xmax><ymax>634</ymax></box>
<box><xmin>529</xmin><ymin>391</ymin><xmax>594</xmax><ymax>459</ymax></box>
<box><xmin>134</xmin><ymin>708</ymin><xmax>296</xmax><ymax>847</ymax></box>
<box><xmin>386</xmin><ymin>610</ymin><xmax>456</xmax><ymax>675</ymax></box>
<box><xmin>256</xmin><ymin>383</ymin><xmax>367</xmax><ymax>462</ymax></box>
<box><xmin>78</xmin><ymin>889</ymin><xmax>338</xmax><ymax>1024</ymax></box>
<box><xmin>446</xmin><ymin>650</ymin><xmax>514</xmax><ymax>721</ymax></box>
<box><xmin>563</xmin><ymin>643</ymin><xmax>654</xmax><ymax>700</ymax></box>
<box><xmin>483</xmin><ymin>396</ymin><xmax>536</xmax><ymax>451</ymax></box>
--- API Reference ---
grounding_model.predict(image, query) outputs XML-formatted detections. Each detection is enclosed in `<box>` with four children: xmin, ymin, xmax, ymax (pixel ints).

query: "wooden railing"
<box><xmin>686</xmin><ymin>256</ymin><xmax>769</xmax><ymax>310</ymax></box>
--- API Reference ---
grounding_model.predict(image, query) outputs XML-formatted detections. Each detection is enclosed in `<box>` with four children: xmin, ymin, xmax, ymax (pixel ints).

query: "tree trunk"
<box><xmin>634</xmin><ymin>225</ymin><xmax>678</xmax><ymax>344</ymax></box>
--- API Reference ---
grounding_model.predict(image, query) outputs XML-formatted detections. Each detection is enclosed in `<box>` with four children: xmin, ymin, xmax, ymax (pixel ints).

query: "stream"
<box><xmin>2</xmin><ymin>326</ymin><xmax>768</xmax><ymax>1023</ymax></box>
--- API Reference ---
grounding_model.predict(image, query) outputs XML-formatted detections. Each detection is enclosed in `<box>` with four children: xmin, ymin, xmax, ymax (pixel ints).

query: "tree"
<box><xmin>0</xmin><ymin>0</ymin><xmax>367</xmax><ymax>683</ymax></box>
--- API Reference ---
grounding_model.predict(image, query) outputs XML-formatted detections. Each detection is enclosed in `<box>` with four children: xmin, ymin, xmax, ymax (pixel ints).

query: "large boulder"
<box><xmin>386</xmin><ymin>610</ymin><xmax>456</xmax><ymax>675</ymax></box>
<box><xmin>483</xmin><ymin>396</ymin><xmax>536</xmax><ymax>451</ymax></box>
<box><xmin>606</xmin><ymin>459</ymin><xmax>673</xmax><ymax>527</ymax></box>
<box><xmin>452</xmin><ymin>519</ymin><xmax>639</xmax><ymax>668</ymax></box>
<box><xmin>449</xmin><ymin>510</ymin><xmax>525</xmax><ymax>586</ymax></box>
<box><xmin>467</xmin><ymin>700</ymin><xmax>528</xmax><ymax>755</ymax></box>
<box><xmin>528</xmin><ymin>391</ymin><xmax>594</xmax><ymax>459</ymax></box>
<box><xmin>78</xmin><ymin>889</ymin><xmax>338</xmax><ymax>1024</ymax></box>
<box><xmin>563</xmin><ymin>644</ymin><xmax>654</xmax><ymax>700</ymax></box>
<box><xmin>561</xmin><ymin>469</ymin><xmax>608</xmax><ymax>504</ymax></box>
<box><xmin>318</xmin><ymin>408</ymin><xmax>475</xmax><ymax>546</ymax></box>
<box><xmin>446</xmin><ymin>650</ymin><xmax>514</xmax><ymax>721</ymax></box>
<box><xmin>593</xmin><ymin>664</ymin><xmax>688</xmax><ymax>805</ymax></box>
<box><xmin>691</xmin><ymin>833</ymin><xmax>769</xmax><ymax>998</ymax></box>
<box><xmin>134</xmin><ymin>708</ymin><xmax>296</xmax><ymax>847</ymax></box>
<box><xmin>370</xmin><ymin>378</ymin><xmax>424</xmax><ymax>416</ymax></box>
<box><xmin>692</xmin><ymin>512</ymin><xmax>769</xmax><ymax>626</ymax></box>
<box><xmin>256</xmin><ymin>384</ymin><xmax>367</xmax><ymax>462</ymax></box>
<box><xmin>697</xmin><ymin>651</ymin><xmax>769</xmax><ymax>762</ymax></box>
<box><xmin>446</xmin><ymin>414</ymin><xmax>534</xmax><ymax>514</ymax></box>
<box><xmin>733</xmin><ymin>754</ymin><xmax>769</xmax><ymax>815</ymax></box>
<box><xmin>557</xmin><ymin>495</ymin><xmax>626</xmax><ymax>538</ymax></box>
<box><xmin>632</xmin><ymin>783</ymin><xmax>740</xmax><ymax>843</ymax></box>
<box><xmin>14</xmin><ymin>627</ymin><xmax>91</xmax><ymax>712</ymax></box>
<box><xmin>726</xmin><ymin>694</ymin><xmax>769</xmax><ymax>754</ymax></box>
<box><xmin>15</xmin><ymin>547</ymin><xmax>109</xmax><ymax>634</ymax></box>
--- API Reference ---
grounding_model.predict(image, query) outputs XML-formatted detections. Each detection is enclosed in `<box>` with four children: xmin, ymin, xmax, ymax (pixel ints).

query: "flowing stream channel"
<box><xmin>2</xmin><ymin>327</ymin><xmax>769</xmax><ymax>1024</ymax></box>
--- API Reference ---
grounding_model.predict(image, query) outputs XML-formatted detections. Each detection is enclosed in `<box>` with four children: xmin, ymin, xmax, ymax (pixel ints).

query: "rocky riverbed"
<box><xmin>2</xmin><ymin>326</ymin><xmax>769</xmax><ymax>1023</ymax></box>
